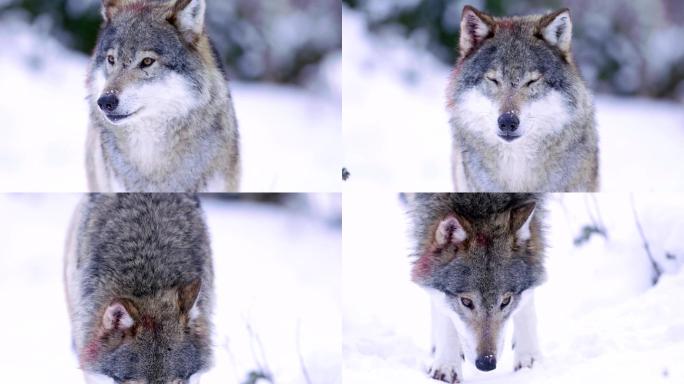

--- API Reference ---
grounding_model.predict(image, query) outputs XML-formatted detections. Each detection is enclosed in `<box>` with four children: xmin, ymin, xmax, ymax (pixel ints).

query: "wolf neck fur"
<box><xmin>101</xmin><ymin>110</ymin><xmax>221</xmax><ymax>190</ymax></box>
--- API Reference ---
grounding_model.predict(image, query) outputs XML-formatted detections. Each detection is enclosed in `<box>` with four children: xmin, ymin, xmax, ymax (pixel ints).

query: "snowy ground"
<box><xmin>343</xmin><ymin>192</ymin><xmax>684</xmax><ymax>383</ymax></box>
<box><xmin>342</xmin><ymin>8</ymin><xmax>684</xmax><ymax>192</ymax></box>
<box><xmin>0</xmin><ymin>194</ymin><xmax>341</xmax><ymax>384</ymax></box>
<box><xmin>0</xmin><ymin>21</ymin><xmax>341</xmax><ymax>192</ymax></box>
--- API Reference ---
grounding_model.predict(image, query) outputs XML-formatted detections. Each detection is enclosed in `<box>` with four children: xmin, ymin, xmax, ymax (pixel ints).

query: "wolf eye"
<box><xmin>500</xmin><ymin>296</ymin><xmax>512</xmax><ymax>309</ymax></box>
<box><xmin>107</xmin><ymin>55</ymin><xmax>115</xmax><ymax>65</ymax></box>
<box><xmin>486</xmin><ymin>75</ymin><xmax>499</xmax><ymax>86</ymax></box>
<box><xmin>525</xmin><ymin>77</ymin><xmax>541</xmax><ymax>87</ymax></box>
<box><xmin>140</xmin><ymin>57</ymin><xmax>156</xmax><ymax>68</ymax></box>
<box><xmin>460</xmin><ymin>297</ymin><xmax>474</xmax><ymax>310</ymax></box>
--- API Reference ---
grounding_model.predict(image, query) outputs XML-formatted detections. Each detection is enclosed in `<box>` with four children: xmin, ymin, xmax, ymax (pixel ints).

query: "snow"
<box><xmin>341</xmin><ymin>7</ymin><xmax>684</xmax><ymax>192</ymax></box>
<box><xmin>0</xmin><ymin>194</ymin><xmax>341</xmax><ymax>384</ymax></box>
<box><xmin>343</xmin><ymin>192</ymin><xmax>684</xmax><ymax>383</ymax></box>
<box><xmin>0</xmin><ymin>21</ymin><xmax>341</xmax><ymax>192</ymax></box>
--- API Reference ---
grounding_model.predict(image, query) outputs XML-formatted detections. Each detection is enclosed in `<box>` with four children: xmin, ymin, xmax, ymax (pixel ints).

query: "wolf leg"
<box><xmin>85</xmin><ymin>126</ymin><xmax>109</xmax><ymax>192</ymax></box>
<box><xmin>513</xmin><ymin>292</ymin><xmax>540</xmax><ymax>371</ymax></box>
<box><xmin>430</xmin><ymin>299</ymin><xmax>463</xmax><ymax>383</ymax></box>
<box><xmin>451</xmin><ymin>144</ymin><xmax>470</xmax><ymax>192</ymax></box>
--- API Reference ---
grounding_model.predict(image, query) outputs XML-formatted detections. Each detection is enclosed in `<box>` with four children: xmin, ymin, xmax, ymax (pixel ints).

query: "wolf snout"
<box><xmin>498</xmin><ymin>112</ymin><xmax>519</xmax><ymax>133</ymax></box>
<box><xmin>497</xmin><ymin>112</ymin><xmax>520</xmax><ymax>142</ymax></box>
<box><xmin>475</xmin><ymin>355</ymin><xmax>497</xmax><ymax>371</ymax></box>
<box><xmin>97</xmin><ymin>94</ymin><xmax>119</xmax><ymax>113</ymax></box>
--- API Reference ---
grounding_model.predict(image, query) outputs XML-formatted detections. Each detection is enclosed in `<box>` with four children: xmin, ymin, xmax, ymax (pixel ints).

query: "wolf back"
<box><xmin>64</xmin><ymin>193</ymin><xmax>214</xmax><ymax>383</ymax></box>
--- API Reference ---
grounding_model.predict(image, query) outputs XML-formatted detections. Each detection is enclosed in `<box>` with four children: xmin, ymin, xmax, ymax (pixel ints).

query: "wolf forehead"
<box><xmin>409</xmin><ymin>194</ymin><xmax>546</xmax><ymax>291</ymax></box>
<box><xmin>93</xmin><ymin>5</ymin><xmax>205</xmax><ymax>77</ymax></box>
<box><xmin>454</xmin><ymin>12</ymin><xmax>576</xmax><ymax>92</ymax></box>
<box><xmin>430</xmin><ymin>255</ymin><xmax>543</xmax><ymax>297</ymax></box>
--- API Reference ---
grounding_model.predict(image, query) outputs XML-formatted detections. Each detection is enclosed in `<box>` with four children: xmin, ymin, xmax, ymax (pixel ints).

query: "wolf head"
<box><xmin>447</xmin><ymin>6</ymin><xmax>584</xmax><ymax>143</ymax></box>
<box><xmin>81</xmin><ymin>279</ymin><xmax>211</xmax><ymax>383</ymax></box>
<box><xmin>88</xmin><ymin>0</ymin><xmax>214</xmax><ymax>126</ymax></box>
<box><xmin>411</xmin><ymin>194</ymin><xmax>545</xmax><ymax>371</ymax></box>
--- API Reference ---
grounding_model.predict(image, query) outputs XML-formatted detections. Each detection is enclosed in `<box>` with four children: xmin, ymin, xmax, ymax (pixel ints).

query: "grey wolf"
<box><xmin>64</xmin><ymin>194</ymin><xmax>214</xmax><ymax>383</ymax></box>
<box><xmin>86</xmin><ymin>0</ymin><xmax>241</xmax><ymax>192</ymax></box>
<box><xmin>447</xmin><ymin>6</ymin><xmax>599</xmax><ymax>192</ymax></box>
<box><xmin>409</xmin><ymin>193</ymin><xmax>546</xmax><ymax>383</ymax></box>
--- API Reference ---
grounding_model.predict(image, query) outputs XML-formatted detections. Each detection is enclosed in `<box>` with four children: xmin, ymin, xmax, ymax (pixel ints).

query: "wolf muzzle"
<box><xmin>97</xmin><ymin>93</ymin><xmax>119</xmax><ymax>113</ymax></box>
<box><xmin>497</xmin><ymin>112</ymin><xmax>520</xmax><ymax>142</ymax></box>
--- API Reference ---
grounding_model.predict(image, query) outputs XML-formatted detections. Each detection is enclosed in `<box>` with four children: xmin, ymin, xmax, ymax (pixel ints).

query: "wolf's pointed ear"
<box><xmin>168</xmin><ymin>0</ymin><xmax>206</xmax><ymax>44</ymax></box>
<box><xmin>538</xmin><ymin>8</ymin><xmax>572</xmax><ymax>54</ymax></box>
<box><xmin>435</xmin><ymin>215</ymin><xmax>469</xmax><ymax>246</ymax></box>
<box><xmin>459</xmin><ymin>5</ymin><xmax>495</xmax><ymax>58</ymax></box>
<box><xmin>178</xmin><ymin>279</ymin><xmax>202</xmax><ymax>320</ymax></box>
<box><xmin>412</xmin><ymin>215</ymin><xmax>469</xmax><ymax>283</ymax></box>
<box><xmin>102</xmin><ymin>299</ymin><xmax>137</xmax><ymax>331</ymax></box>
<box><xmin>510</xmin><ymin>202</ymin><xmax>536</xmax><ymax>241</ymax></box>
<box><xmin>101</xmin><ymin>0</ymin><xmax>125</xmax><ymax>22</ymax></box>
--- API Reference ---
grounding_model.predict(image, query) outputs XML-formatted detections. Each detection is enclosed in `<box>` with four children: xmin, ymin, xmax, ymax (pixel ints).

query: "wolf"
<box><xmin>409</xmin><ymin>193</ymin><xmax>546</xmax><ymax>383</ymax></box>
<box><xmin>447</xmin><ymin>6</ymin><xmax>599</xmax><ymax>192</ymax></box>
<box><xmin>64</xmin><ymin>194</ymin><xmax>214</xmax><ymax>383</ymax></box>
<box><xmin>86</xmin><ymin>0</ymin><xmax>241</xmax><ymax>192</ymax></box>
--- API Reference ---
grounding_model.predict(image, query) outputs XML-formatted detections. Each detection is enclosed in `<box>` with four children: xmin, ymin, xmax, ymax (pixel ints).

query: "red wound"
<box><xmin>411</xmin><ymin>253</ymin><xmax>433</xmax><ymax>282</ymax></box>
<box><xmin>80</xmin><ymin>338</ymin><xmax>100</xmax><ymax>365</ymax></box>
<box><xmin>141</xmin><ymin>315</ymin><xmax>159</xmax><ymax>333</ymax></box>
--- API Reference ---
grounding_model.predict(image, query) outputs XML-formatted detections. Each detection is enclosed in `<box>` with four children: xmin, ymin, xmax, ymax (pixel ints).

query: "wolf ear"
<box><xmin>538</xmin><ymin>8</ymin><xmax>572</xmax><ymax>54</ymax></box>
<box><xmin>168</xmin><ymin>0</ymin><xmax>206</xmax><ymax>44</ymax></box>
<box><xmin>101</xmin><ymin>0</ymin><xmax>130</xmax><ymax>22</ymax></box>
<box><xmin>178</xmin><ymin>279</ymin><xmax>202</xmax><ymax>320</ymax></box>
<box><xmin>435</xmin><ymin>215</ymin><xmax>468</xmax><ymax>246</ymax></box>
<box><xmin>459</xmin><ymin>5</ymin><xmax>495</xmax><ymax>58</ymax></box>
<box><xmin>510</xmin><ymin>202</ymin><xmax>536</xmax><ymax>241</ymax></box>
<box><xmin>412</xmin><ymin>215</ymin><xmax>469</xmax><ymax>283</ymax></box>
<box><xmin>102</xmin><ymin>299</ymin><xmax>137</xmax><ymax>331</ymax></box>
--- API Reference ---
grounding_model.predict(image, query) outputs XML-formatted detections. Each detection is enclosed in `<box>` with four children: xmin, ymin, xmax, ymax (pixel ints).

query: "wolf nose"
<box><xmin>498</xmin><ymin>112</ymin><xmax>519</xmax><ymax>133</ymax></box>
<box><xmin>475</xmin><ymin>355</ymin><xmax>497</xmax><ymax>371</ymax></box>
<box><xmin>97</xmin><ymin>94</ymin><xmax>119</xmax><ymax>112</ymax></box>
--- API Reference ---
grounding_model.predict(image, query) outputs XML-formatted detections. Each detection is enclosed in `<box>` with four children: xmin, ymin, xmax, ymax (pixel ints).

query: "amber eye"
<box><xmin>501</xmin><ymin>295</ymin><xmax>512</xmax><ymax>309</ymax></box>
<box><xmin>140</xmin><ymin>57</ymin><xmax>156</xmax><ymax>68</ymax></box>
<box><xmin>107</xmin><ymin>55</ymin><xmax>115</xmax><ymax>65</ymax></box>
<box><xmin>460</xmin><ymin>297</ymin><xmax>474</xmax><ymax>310</ymax></box>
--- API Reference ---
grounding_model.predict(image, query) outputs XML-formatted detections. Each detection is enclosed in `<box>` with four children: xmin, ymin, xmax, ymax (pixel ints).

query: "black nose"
<box><xmin>97</xmin><ymin>94</ymin><xmax>119</xmax><ymax>112</ymax></box>
<box><xmin>498</xmin><ymin>112</ymin><xmax>519</xmax><ymax>133</ymax></box>
<box><xmin>475</xmin><ymin>355</ymin><xmax>497</xmax><ymax>371</ymax></box>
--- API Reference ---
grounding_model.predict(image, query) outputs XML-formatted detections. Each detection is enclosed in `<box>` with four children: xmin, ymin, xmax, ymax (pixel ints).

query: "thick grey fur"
<box><xmin>68</xmin><ymin>193</ymin><xmax>213</xmax><ymax>383</ymax></box>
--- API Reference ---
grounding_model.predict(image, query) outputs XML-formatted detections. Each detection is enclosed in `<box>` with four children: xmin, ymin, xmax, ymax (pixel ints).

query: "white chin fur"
<box><xmin>452</xmin><ymin>88</ymin><xmax>570</xmax><ymax>190</ymax></box>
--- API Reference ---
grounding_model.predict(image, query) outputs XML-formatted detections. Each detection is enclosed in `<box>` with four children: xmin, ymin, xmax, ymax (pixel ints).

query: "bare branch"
<box><xmin>630</xmin><ymin>195</ymin><xmax>662</xmax><ymax>286</ymax></box>
<box><xmin>296</xmin><ymin>320</ymin><xmax>313</xmax><ymax>384</ymax></box>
